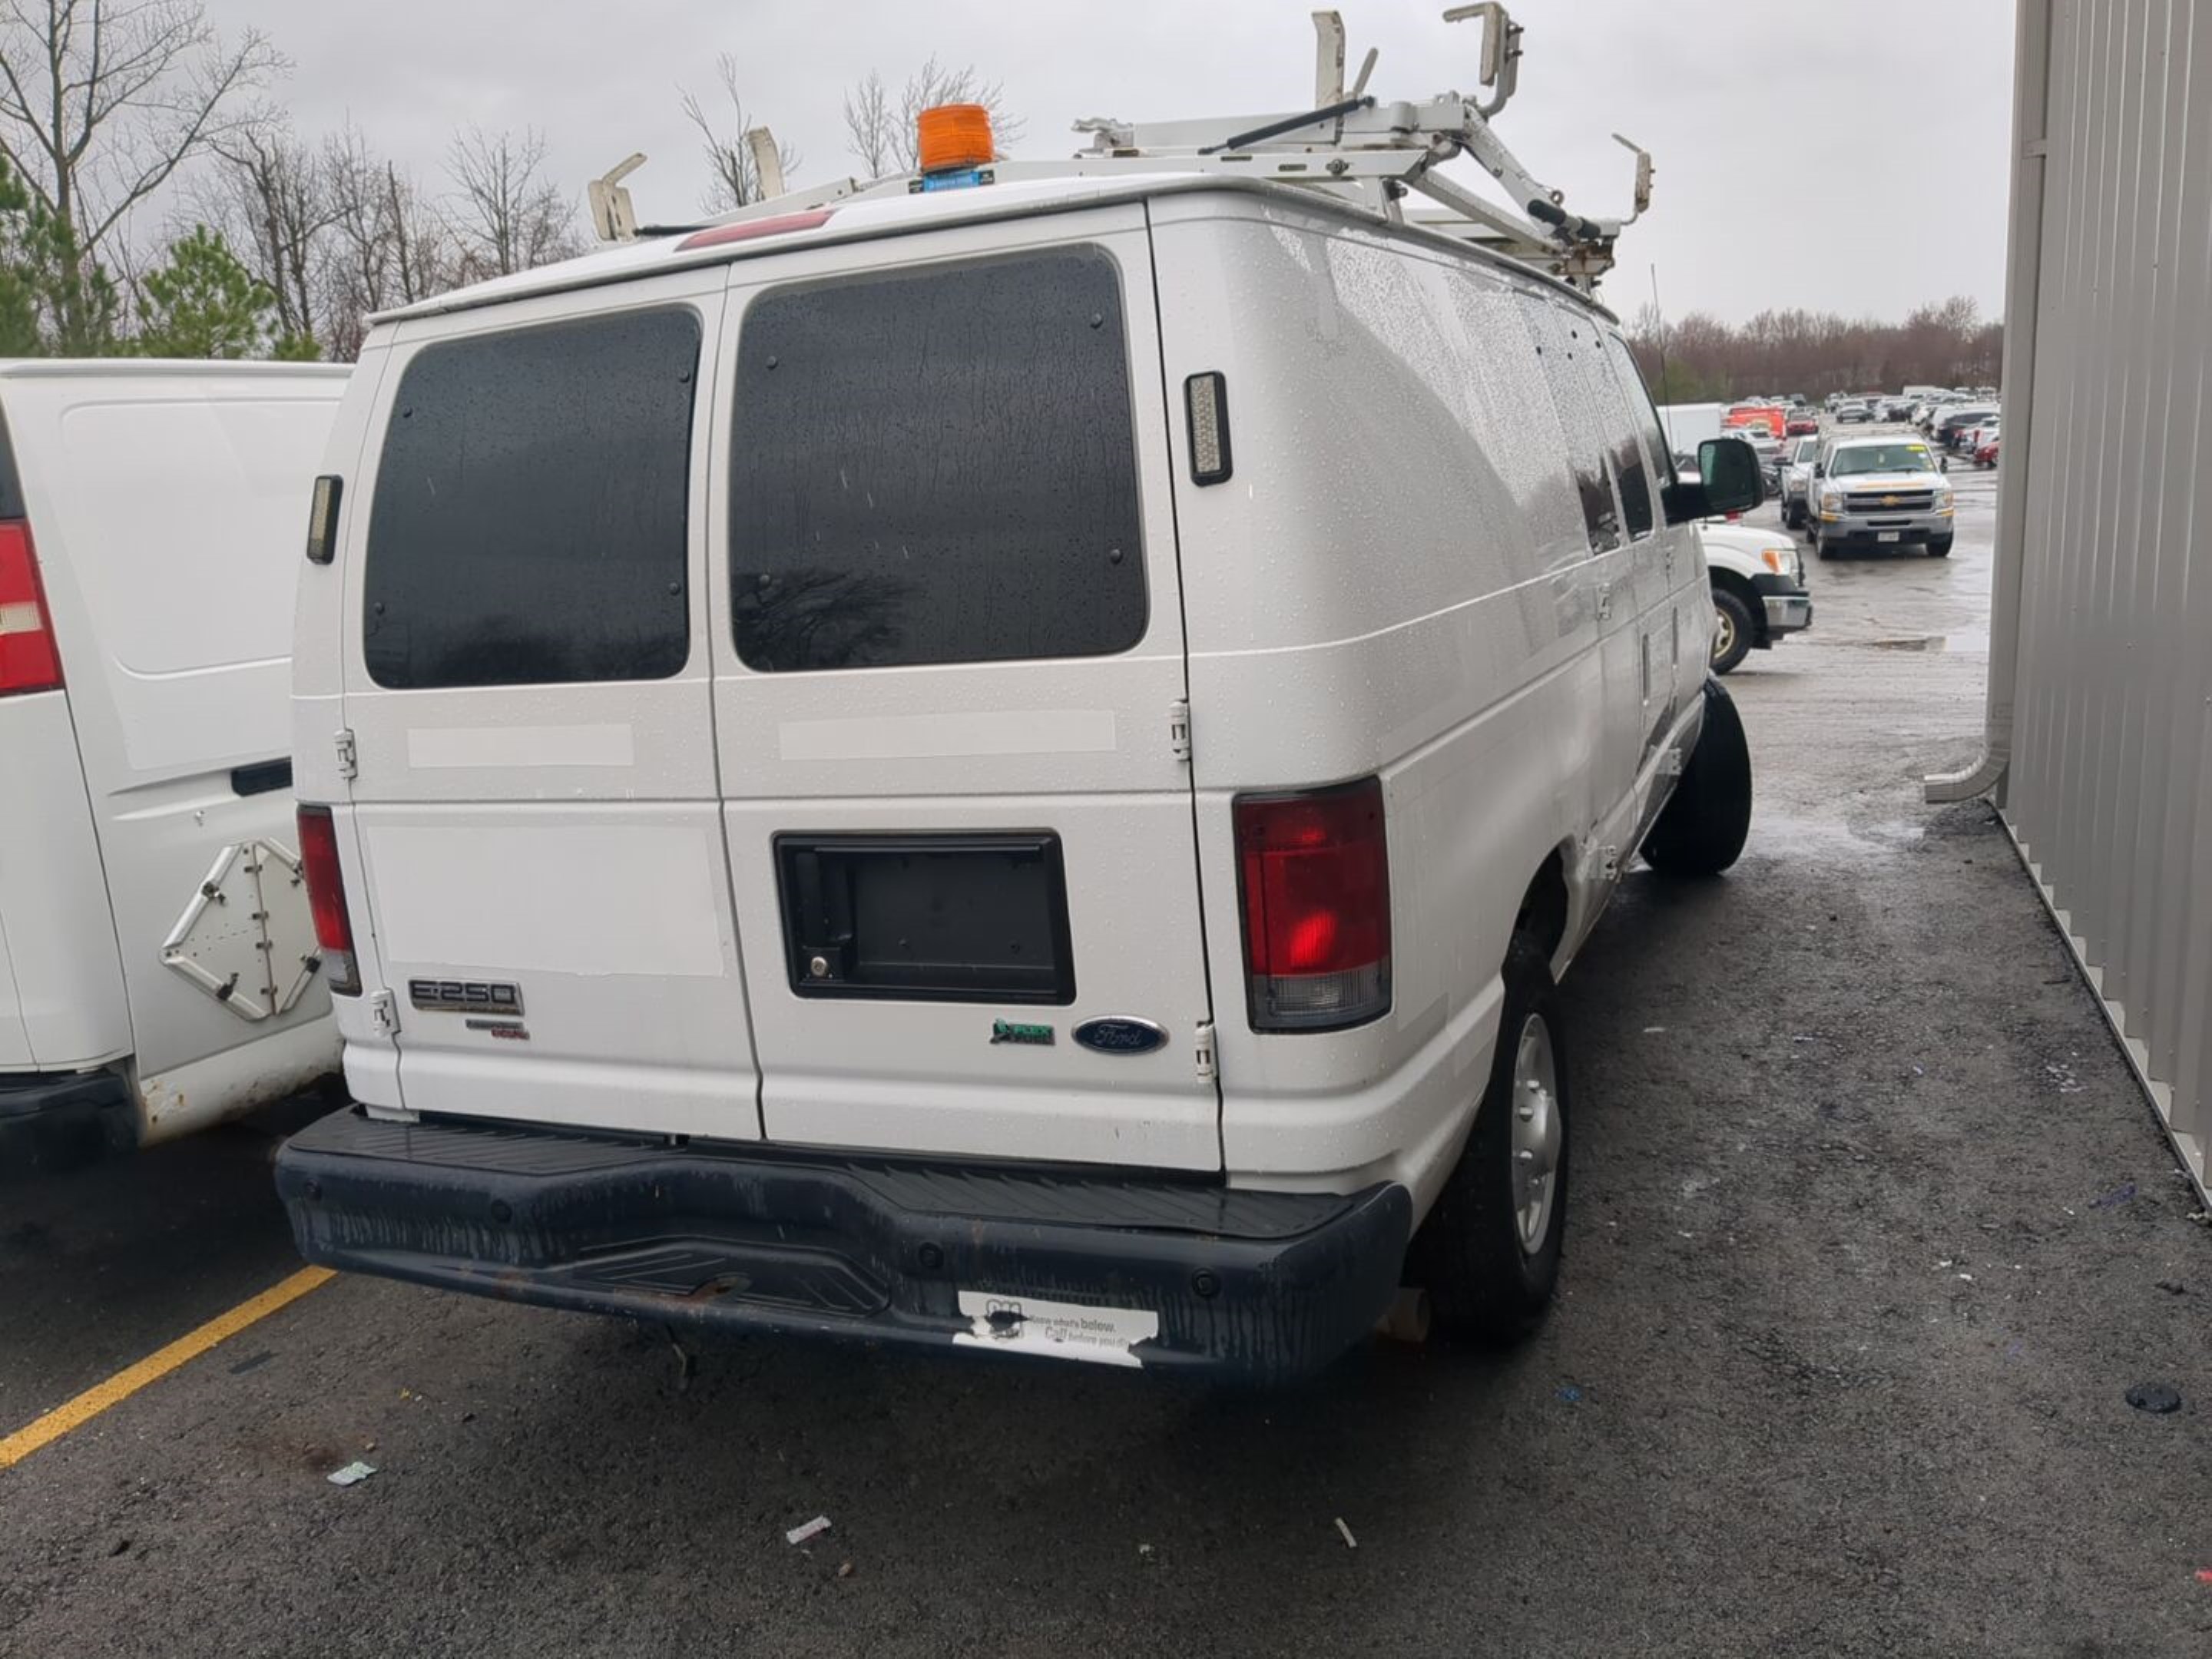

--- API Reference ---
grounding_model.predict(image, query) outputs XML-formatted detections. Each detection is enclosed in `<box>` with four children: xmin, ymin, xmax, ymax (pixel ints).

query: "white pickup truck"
<box><xmin>1671</xmin><ymin>449</ymin><xmax>1814</xmax><ymax>674</ymax></box>
<box><xmin>1700</xmin><ymin>521</ymin><xmax>1813</xmax><ymax>674</ymax></box>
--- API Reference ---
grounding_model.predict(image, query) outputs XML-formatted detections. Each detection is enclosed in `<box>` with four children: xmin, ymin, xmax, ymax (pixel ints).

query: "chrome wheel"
<box><xmin>1509</xmin><ymin>1013</ymin><xmax>1563</xmax><ymax>1254</ymax></box>
<box><xmin>1710</xmin><ymin>602</ymin><xmax>1738</xmax><ymax>667</ymax></box>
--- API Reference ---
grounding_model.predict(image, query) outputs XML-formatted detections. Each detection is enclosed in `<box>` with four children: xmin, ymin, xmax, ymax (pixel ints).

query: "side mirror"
<box><xmin>1940</xmin><ymin>456</ymin><xmax>1950</xmax><ymax>473</ymax></box>
<box><xmin>1813</xmin><ymin>462</ymin><xmax>1826</xmax><ymax>478</ymax></box>
<box><xmin>1662</xmin><ymin>435</ymin><xmax>1763</xmax><ymax>522</ymax></box>
<box><xmin>1700</xmin><ymin>436</ymin><xmax>1763</xmax><ymax>511</ymax></box>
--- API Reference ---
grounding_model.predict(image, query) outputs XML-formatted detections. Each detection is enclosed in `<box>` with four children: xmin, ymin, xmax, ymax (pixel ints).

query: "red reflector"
<box><xmin>677</xmin><ymin>209</ymin><xmax>835</xmax><ymax>251</ymax></box>
<box><xmin>296</xmin><ymin>805</ymin><xmax>361</xmax><ymax>995</ymax></box>
<box><xmin>0</xmin><ymin>520</ymin><xmax>63</xmax><ymax>697</ymax></box>
<box><xmin>1234</xmin><ymin>777</ymin><xmax>1392</xmax><ymax>1031</ymax></box>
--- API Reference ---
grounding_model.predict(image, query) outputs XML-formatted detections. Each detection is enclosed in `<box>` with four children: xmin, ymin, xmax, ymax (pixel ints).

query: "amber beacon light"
<box><xmin>916</xmin><ymin>104</ymin><xmax>994</xmax><ymax>172</ymax></box>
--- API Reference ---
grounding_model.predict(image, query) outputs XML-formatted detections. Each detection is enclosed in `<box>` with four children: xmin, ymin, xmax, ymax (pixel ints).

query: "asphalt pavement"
<box><xmin>4</xmin><ymin>458</ymin><xmax>2209</xmax><ymax>1658</ymax></box>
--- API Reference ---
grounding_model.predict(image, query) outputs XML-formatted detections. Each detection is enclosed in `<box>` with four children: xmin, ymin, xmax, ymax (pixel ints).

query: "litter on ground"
<box><xmin>785</xmin><ymin>1516</ymin><xmax>833</xmax><ymax>1546</ymax></box>
<box><xmin>326</xmin><ymin>1461</ymin><xmax>377</xmax><ymax>1488</ymax></box>
<box><xmin>1335</xmin><ymin>1518</ymin><xmax>1357</xmax><ymax>1549</ymax></box>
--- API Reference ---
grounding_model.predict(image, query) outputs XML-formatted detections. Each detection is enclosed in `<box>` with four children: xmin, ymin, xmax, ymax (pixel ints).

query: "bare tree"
<box><xmin>197</xmin><ymin>124</ymin><xmax>335</xmax><ymax>347</ymax></box>
<box><xmin>0</xmin><ymin>0</ymin><xmax>284</xmax><ymax>339</ymax></box>
<box><xmin>444</xmin><ymin>125</ymin><xmax>582</xmax><ymax>283</ymax></box>
<box><xmin>844</xmin><ymin>58</ymin><xmax>1025</xmax><ymax>177</ymax></box>
<box><xmin>1624</xmin><ymin>296</ymin><xmax>2002</xmax><ymax>402</ymax></box>
<box><xmin>680</xmin><ymin>53</ymin><xmax>797</xmax><ymax>212</ymax></box>
<box><xmin>843</xmin><ymin>71</ymin><xmax>896</xmax><ymax>177</ymax></box>
<box><xmin>319</xmin><ymin>130</ymin><xmax>454</xmax><ymax>358</ymax></box>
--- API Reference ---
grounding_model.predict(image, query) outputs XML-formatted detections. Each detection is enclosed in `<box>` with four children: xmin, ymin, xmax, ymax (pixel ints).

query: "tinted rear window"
<box><xmin>730</xmin><ymin>248</ymin><xmax>1146</xmax><ymax>672</ymax></box>
<box><xmin>363</xmin><ymin>308</ymin><xmax>700</xmax><ymax>690</ymax></box>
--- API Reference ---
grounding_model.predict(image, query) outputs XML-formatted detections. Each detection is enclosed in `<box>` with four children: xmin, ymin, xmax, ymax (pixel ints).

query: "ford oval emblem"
<box><xmin>1073</xmin><ymin>1016</ymin><xmax>1168</xmax><ymax>1056</ymax></box>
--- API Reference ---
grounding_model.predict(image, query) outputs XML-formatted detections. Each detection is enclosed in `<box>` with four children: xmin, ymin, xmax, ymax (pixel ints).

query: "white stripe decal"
<box><xmin>778</xmin><ymin>709</ymin><xmax>1118</xmax><ymax>763</ymax></box>
<box><xmin>406</xmin><ymin>724</ymin><xmax>636</xmax><ymax>769</ymax></box>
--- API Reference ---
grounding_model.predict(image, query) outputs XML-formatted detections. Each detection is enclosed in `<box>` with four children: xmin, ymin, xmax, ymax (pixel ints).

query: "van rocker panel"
<box><xmin>275</xmin><ymin>1106</ymin><xmax>1409</xmax><ymax>1382</ymax></box>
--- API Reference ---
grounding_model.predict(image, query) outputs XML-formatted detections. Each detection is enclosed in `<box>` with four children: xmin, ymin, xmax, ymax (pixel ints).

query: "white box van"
<box><xmin>276</xmin><ymin>133</ymin><xmax>1763</xmax><ymax>1379</ymax></box>
<box><xmin>1</xmin><ymin>363</ymin><xmax>348</xmax><ymax>1169</ymax></box>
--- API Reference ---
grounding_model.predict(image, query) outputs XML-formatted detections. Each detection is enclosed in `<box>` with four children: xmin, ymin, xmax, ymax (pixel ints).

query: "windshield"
<box><xmin>1830</xmin><ymin>442</ymin><xmax>1936</xmax><ymax>476</ymax></box>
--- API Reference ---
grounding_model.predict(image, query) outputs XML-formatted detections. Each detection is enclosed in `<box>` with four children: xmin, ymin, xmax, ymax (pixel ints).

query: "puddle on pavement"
<box><xmin>1753</xmin><ymin>810</ymin><xmax>1928</xmax><ymax>859</ymax></box>
<box><xmin>1847</xmin><ymin>628</ymin><xmax>1992</xmax><ymax>654</ymax></box>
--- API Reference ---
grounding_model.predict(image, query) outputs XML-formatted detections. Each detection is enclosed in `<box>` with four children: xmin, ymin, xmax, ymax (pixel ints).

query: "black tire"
<box><xmin>1410</xmin><ymin>933</ymin><xmax>1569</xmax><ymax>1343</ymax></box>
<box><xmin>1926</xmin><ymin>535</ymin><xmax>1954</xmax><ymax>558</ymax></box>
<box><xmin>1813</xmin><ymin>531</ymin><xmax>1833</xmax><ymax>559</ymax></box>
<box><xmin>1643</xmin><ymin>677</ymin><xmax>1752</xmax><ymax>877</ymax></box>
<box><xmin>1782</xmin><ymin>500</ymin><xmax>1803</xmax><ymax>529</ymax></box>
<box><xmin>1709</xmin><ymin>587</ymin><xmax>1754</xmax><ymax>675</ymax></box>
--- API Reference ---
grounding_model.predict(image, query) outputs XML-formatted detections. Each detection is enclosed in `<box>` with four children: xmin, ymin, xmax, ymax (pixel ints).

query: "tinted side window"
<box><xmin>1602</xmin><ymin>332</ymin><xmax>1673</xmax><ymax>525</ymax></box>
<box><xmin>1575</xmin><ymin>332</ymin><xmax>1653</xmax><ymax>538</ymax></box>
<box><xmin>730</xmin><ymin>248</ymin><xmax>1146</xmax><ymax>672</ymax></box>
<box><xmin>1518</xmin><ymin>298</ymin><xmax>1622</xmax><ymax>554</ymax></box>
<box><xmin>364</xmin><ymin>309</ymin><xmax>700</xmax><ymax>689</ymax></box>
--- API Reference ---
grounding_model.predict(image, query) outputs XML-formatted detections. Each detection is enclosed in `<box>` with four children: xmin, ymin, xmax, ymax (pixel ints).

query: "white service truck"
<box><xmin>1</xmin><ymin>362</ymin><xmax>349</xmax><ymax>1170</ymax></box>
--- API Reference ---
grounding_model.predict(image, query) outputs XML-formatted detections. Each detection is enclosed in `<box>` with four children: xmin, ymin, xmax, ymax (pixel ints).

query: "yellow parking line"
<box><xmin>0</xmin><ymin>1265</ymin><xmax>335</xmax><ymax>1470</ymax></box>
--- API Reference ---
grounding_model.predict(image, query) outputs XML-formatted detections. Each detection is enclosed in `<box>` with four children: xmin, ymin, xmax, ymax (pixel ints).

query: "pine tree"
<box><xmin>133</xmin><ymin>226</ymin><xmax>281</xmax><ymax>359</ymax></box>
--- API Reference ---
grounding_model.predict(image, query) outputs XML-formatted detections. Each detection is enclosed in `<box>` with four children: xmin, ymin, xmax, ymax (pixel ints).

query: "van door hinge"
<box><xmin>1600</xmin><ymin>844</ymin><xmax>1621</xmax><ymax>882</ymax></box>
<box><xmin>1194</xmin><ymin>1020</ymin><xmax>1216</xmax><ymax>1080</ymax></box>
<box><xmin>1168</xmin><ymin>699</ymin><xmax>1192</xmax><ymax>762</ymax></box>
<box><xmin>369</xmin><ymin>989</ymin><xmax>398</xmax><ymax>1035</ymax></box>
<box><xmin>334</xmin><ymin>728</ymin><xmax>358</xmax><ymax>780</ymax></box>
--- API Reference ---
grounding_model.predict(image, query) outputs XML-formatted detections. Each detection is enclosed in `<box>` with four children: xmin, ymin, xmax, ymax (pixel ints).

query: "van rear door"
<box><xmin>12</xmin><ymin>370</ymin><xmax>346</xmax><ymax>1139</ymax></box>
<box><xmin>710</xmin><ymin>213</ymin><xmax>1220</xmax><ymax>1171</ymax></box>
<box><xmin>339</xmin><ymin>271</ymin><xmax>762</xmax><ymax>1140</ymax></box>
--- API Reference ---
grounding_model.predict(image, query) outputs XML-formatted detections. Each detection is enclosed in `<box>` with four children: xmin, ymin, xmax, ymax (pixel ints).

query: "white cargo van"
<box><xmin>1</xmin><ymin>362</ymin><xmax>348</xmax><ymax>1170</ymax></box>
<box><xmin>276</xmin><ymin>24</ymin><xmax>1763</xmax><ymax>1379</ymax></box>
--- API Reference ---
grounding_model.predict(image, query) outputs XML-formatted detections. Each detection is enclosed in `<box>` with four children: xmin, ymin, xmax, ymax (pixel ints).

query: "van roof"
<box><xmin>0</xmin><ymin>359</ymin><xmax>350</xmax><ymax>383</ymax></box>
<box><xmin>370</xmin><ymin>171</ymin><xmax>1613</xmax><ymax>329</ymax></box>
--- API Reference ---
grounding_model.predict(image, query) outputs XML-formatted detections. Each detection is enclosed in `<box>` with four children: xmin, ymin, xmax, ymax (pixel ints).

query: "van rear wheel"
<box><xmin>1409</xmin><ymin>934</ymin><xmax>1569</xmax><ymax>1344</ymax></box>
<box><xmin>1643</xmin><ymin>677</ymin><xmax>1752</xmax><ymax>877</ymax></box>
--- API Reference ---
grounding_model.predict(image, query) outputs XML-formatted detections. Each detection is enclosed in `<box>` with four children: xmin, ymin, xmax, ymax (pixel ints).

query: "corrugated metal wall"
<box><xmin>2003</xmin><ymin>0</ymin><xmax>2212</xmax><ymax>1190</ymax></box>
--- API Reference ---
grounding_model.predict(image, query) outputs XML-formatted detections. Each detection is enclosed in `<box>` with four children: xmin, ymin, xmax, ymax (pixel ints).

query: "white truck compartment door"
<box><xmin>19</xmin><ymin>377</ymin><xmax>347</xmax><ymax>1134</ymax></box>
<box><xmin>709</xmin><ymin>214</ymin><xmax>1219</xmax><ymax>1171</ymax></box>
<box><xmin>341</xmin><ymin>272</ymin><xmax>761</xmax><ymax>1141</ymax></box>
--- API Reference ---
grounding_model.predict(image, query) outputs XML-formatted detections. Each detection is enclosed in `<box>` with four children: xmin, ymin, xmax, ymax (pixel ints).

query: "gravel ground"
<box><xmin>4</xmin><ymin>463</ymin><xmax>2209</xmax><ymax>1658</ymax></box>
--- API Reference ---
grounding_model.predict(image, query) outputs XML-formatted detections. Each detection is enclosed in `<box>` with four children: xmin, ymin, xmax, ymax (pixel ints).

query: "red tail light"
<box><xmin>1234</xmin><ymin>777</ymin><xmax>1392</xmax><ymax>1031</ymax></box>
<box><xmin>296</xmin><ymin>805</ymin><xmax>361</xmax><ymax>995</ymax></box>
<box><xmin>0</xmin><ymin>520</ymin><xmax>62</xmax><ymax>697</ymax></box>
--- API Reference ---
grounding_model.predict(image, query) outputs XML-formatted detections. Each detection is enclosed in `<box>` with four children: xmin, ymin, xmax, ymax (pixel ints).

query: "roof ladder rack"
<box><xmin>588</xmin><ymin>6</ymin><xmax>1651</xmax><ymax>293</ymax></box>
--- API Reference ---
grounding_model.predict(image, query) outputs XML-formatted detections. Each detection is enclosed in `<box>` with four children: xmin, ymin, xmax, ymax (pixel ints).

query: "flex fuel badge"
<box><xmin>990</xmin><ymin>1018</ymin><xmax>1055</xmax><ymax>1046</ymax></box>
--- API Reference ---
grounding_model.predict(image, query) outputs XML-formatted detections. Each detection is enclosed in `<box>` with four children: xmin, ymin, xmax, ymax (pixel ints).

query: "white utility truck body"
<box><xmin>0</xmin><ymin>362</ymin><xmax>348</xmax><ymax>1167</ymax></box>
<box><xmin>1656</xmin><ymin>401</ymin><xmax>1725</xmax><ymax>455</ymax></box>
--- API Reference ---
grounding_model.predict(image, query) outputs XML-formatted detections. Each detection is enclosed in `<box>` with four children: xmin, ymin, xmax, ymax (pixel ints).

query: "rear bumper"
<box><xmin>0</xmin><ymin>1068</ymin><xmax>137</xmax><ymax>1173</ymax></box>
<box><xmin>275</xmin><ymin>1107</ymin><xmax>1413</xmax><ymax>1383</ymax></box>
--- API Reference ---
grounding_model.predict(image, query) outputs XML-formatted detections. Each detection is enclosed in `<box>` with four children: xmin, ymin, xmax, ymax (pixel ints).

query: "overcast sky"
<box><xmin>200</xmin><ymin>0</ymin><xmax>2016</xmax><ymax>324</ymax></box>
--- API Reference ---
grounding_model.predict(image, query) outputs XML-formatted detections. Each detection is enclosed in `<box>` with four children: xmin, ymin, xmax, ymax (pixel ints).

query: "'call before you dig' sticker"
<box><xmin>952</xmin><ymin>1290</ymin><xmax>1161</xmax><ymax>1368</ymax></box>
